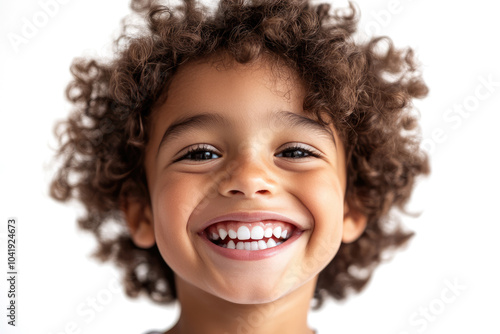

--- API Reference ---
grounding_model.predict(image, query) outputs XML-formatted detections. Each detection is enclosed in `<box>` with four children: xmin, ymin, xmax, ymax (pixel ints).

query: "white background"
<box><xmin>1</xmin><ymin>0</ymin><xmax>499</xmax><ymax>333</ymax></box>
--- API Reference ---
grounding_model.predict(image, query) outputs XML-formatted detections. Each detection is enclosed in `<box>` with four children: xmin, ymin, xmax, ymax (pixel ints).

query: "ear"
<box><xmin>120</xmin><ymin>197</ymin><xmax>155</xmax><ymax>248</ymax></box>
<box><xmin>342</xmin><ymin>201</ymin><xmax>367</xmax><ymax>243</ymax></box>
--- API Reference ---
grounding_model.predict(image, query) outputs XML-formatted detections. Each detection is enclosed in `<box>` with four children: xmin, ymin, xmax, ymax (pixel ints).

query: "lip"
<box><xmin>201</xmin><ymin>229</ymin><xmax>303</xmax><ymax>261</ymax></box>
<box><xmin>197</xmin><ymin>211</ymin><xmax>306</xmax><ymax>261</ymax></box>
<box><xmin>198</xmin><ymin>211</ymin><xmax>305</xmax><ymax>232</ymax></box>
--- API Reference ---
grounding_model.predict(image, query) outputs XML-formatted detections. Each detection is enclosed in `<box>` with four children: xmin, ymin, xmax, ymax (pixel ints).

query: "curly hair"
<box><xmin>50</xmin><ymin>0</ymin><xmax>429</xmax><ymax>308</ymax></box>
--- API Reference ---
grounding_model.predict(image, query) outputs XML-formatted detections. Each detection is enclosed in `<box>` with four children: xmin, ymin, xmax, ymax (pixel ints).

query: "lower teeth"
<box><xmin>217</xmin><ymin>238</ymin><xmax>284</xmax><ymax>250</ymax></box>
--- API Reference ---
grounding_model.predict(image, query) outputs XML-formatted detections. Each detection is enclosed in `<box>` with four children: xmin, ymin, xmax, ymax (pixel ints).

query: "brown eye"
<box><xmin>184</xmin><ymin>150</ymin><xmax>220</xmax><ymax>160</ymax></box>
<box><xmin>175</xmin><ymin>144</ymin><xmax>221</xmax><ymax>162</ymax></box>
<box><xmin>276</xmin><ymin>146</ymin><xmax>319</xmax><ymax>159</ymax></box>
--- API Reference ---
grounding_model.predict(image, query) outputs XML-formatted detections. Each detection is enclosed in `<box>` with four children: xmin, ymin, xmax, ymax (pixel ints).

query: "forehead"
<box><xmin>146</xmin><ymin>55</ymin><xmax>343</xmax><ymax>156</ymax></box>
<box><xmin>153</xmin><ymin>55</ymin><xmax>306</xmax><ymax>121</ymax></box>
<box><xmin>147</xmin><ymin>55</ymin><xmax>340</xmax><ymax>148</ymax></box>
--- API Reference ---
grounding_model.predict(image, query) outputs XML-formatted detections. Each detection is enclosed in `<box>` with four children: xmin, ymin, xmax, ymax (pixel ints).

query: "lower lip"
<box><xmin>200</xmin><ymin>232</ymin><xmax>303</xmax><ymax>261</ymax></box>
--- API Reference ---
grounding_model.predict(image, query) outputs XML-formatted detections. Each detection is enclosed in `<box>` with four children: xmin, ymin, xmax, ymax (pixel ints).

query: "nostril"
<box><xmin>227</xmin><ymin>189</ymin><xmax>269</xmax><ymax>196</ymax></box>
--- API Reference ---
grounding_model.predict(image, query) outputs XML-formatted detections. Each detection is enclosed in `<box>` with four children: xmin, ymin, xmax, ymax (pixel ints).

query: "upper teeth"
<box><xmin>218</xmin><ymin>228</ymin><xmax>227</xmax><ymax>240</ymax></box>
<box><xmin>273</xmin><ymin>226</ymin><xmax>282</xmax><ymax>239</ymax></box>
<box><xmin>237</xmin><ymin>226</ymin><xmax>251</xmax><ymax>240</ymax></box>
<box><xmin>228</xmin><ymin>229</ymin><xmax>237</xmax><ymax>239</ymax></box>
<box><xmin>210</xmin><ymin>225</ymin><xmax>291</xmax><ymax>241</ymax></box>
<box><xmin>250</xmin><ymin>226</ymin><xmax>264</xmax><ymax>239</ymax></box>
<box><xmin>206</xmin><ymin>221</ymin><xmax>294</xmax><ymax>251</ymax></box>
<box><xmin>264</xmin><ymin>228</ymin><xmax>273</xmax><ymax>238</ymax></box>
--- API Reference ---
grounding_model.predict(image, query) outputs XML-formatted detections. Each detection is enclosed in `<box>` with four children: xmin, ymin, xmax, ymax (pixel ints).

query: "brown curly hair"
<box><xmin>50</xmin><ymin>0</ymin><xmax>429</xmax><ymax>308</ymax></box>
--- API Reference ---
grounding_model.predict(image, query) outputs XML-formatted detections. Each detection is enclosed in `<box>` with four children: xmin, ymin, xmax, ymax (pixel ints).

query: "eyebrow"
<box><xmin>156</xmin><ymin>110</ymin><xmax>336</xmax><ymax>157</ymax></box>
<box><xmin>272</xmin><ymin>111</ymin><xmax>336</xmax><ymax>147</ymax></box>
<box><xmin>156</xmin><ymin>113</ymin><xmax>227</xmax><ymax>156</ymax></box>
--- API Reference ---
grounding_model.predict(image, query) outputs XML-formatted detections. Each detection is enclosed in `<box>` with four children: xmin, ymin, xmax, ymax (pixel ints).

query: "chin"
<box><xmin>212</xmin><ymin>281</ymin><xmax>289</xmax><ymax>305</ymax></box>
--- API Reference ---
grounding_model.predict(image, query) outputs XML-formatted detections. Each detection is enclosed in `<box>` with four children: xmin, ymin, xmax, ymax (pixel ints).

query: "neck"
<box><xmin>166</xmin><ymin>275</ymin><xmax>317</xmax><ymax>334</ymax></box>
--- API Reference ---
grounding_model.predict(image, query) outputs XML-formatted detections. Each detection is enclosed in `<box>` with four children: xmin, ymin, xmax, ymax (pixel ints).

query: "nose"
<box><xmin>218</xmin><ymin>156</ymin><xmax>276</xmax><ymax>198</ymax></box>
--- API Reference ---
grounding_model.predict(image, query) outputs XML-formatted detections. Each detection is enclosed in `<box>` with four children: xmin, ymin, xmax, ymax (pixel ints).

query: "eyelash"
<box><xmin>174</xmin><ymin>144</ymin><xmax>221</xmax><ymax>162</ymax></box>
<box><xmin>174</xmin><ymin>144</ymin><xmax>320</xmax><ymax>162</ymax></box>
<box><xmin>275</xmin><ymin>145</ymin><xmax>320</xmax><ymax>159</ymax></box>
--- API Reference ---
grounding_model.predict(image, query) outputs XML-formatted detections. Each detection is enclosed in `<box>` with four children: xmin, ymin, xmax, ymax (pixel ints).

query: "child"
<box><xmin>50</xmin><ymin>0</ymin><xmax>429</xmax><ymax>333</ymax></box>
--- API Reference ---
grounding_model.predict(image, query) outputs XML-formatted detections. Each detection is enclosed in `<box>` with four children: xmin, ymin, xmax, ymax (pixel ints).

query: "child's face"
<box><xmin>140</xmin><ymin>56</ymin><xmax>363</xmax><ymax>304</ymax></box>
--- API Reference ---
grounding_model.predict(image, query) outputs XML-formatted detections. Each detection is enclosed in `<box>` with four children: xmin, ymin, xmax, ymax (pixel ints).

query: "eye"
<box><xmin>275</xmin><ymin>145</ymin><xmax>320</xmax><ymax>159</ymax></box>
<box><xmin>174</xmin><ymin>144</ymin><xmax>221</xmax><ymax>162</ymax></box>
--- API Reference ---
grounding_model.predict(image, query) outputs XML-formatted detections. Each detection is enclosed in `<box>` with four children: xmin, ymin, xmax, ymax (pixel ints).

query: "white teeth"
<box><xmin>211</xmin><ymin>223</ymin><xmax>293</xmax><ymax>250</ymax></box>
<box><xmin>237</xmin><ymin>226</ymin><xmax>251</xmax><ymax>240</ymax></box>
<box><xmin>218</xmin><ymin>234</ymin><xmax>285</xmax><ymax>250</ymax></box>
<box><xmin>228</xmin><ymin>229</ymin><xmax>237</xmax><ymax>239</ymax></box>
<box><xmin>273</xmin><ymin>226</ymin><xmax>282</xmax><ymax>239</ymax></box>
<box><xmin>251</xmin><ymin>226</ymin><xmax>264</xmax><ymax>240</ymax></box>
<box><xmin>267</xmin><ymin>238</ymin><xmax>277</xmax><ymax>248</ymax></box>
<box><xmin>218</xmin><ymin>228</ymin><xmax>227</xmax><ymax>240</ymax></box>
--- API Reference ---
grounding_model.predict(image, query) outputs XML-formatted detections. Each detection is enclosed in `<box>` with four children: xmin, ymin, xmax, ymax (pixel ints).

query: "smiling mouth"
<box><xmin>204</xmin><ymin>221</ymin><xmax>295</xmax><ymax>250</ymax></box>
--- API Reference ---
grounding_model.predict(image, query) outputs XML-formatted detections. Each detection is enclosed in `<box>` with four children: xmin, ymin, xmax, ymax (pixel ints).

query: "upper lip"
<box><xmin>199</xmin><ymin>211</ymin><xmax>304</xmax><ymax>232</ymax></box>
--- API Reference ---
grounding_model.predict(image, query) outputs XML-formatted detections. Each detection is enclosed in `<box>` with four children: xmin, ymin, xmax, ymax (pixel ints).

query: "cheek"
<box><xmin>291</xmin><ymin>169</ymin><xmax>344</xmax><ymax>224</ymax></box>
<box><xmin>153</xmin><ymin>173</ymin><xmax>213</xmax><ymax>224</ymax></box>
<box><xmin>151</xmin><ymin>175</ymin><xmax>207</xmax><ymax>268</ymax></box>
<box><xmin>291</xmin><ymin>170</ymin><xmax>345</xmax><ymax>264</ymax></box>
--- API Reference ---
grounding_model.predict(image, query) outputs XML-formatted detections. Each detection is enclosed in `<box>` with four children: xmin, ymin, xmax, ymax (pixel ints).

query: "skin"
<box><xmin>122</xmin><ymin>55</ymin><xmax>366</xmax><ymax>334</ymax></box>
